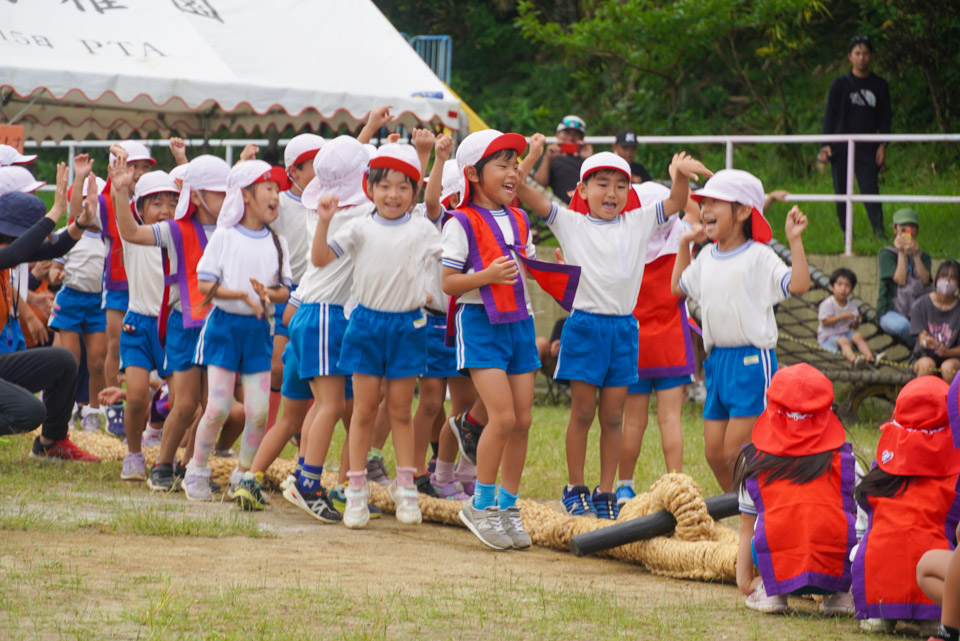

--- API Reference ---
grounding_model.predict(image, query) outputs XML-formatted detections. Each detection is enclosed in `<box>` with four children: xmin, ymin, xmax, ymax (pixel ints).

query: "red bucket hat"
<box><xmin>752</xmin><ymin>363</ymin><xmax>845</xmax><ymax>457</ymax></box>
<box><xmin>877</xmin><ymin>377</ymin><xmax>960</xmax><ymax>477</ymax></box>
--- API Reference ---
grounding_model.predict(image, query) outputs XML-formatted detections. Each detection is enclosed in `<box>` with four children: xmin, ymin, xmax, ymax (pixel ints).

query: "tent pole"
<box><xmin>8</xmin><ymin>92</ymin><xmax>43</xmax><ymax>126</ymax></box>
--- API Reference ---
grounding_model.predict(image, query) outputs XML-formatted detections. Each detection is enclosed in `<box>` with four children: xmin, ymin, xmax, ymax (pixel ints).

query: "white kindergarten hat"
<box><xmin>109</xmin><ymin>140</ymin><xmax>156</xmax><ymax>167</ymax></box>
<box><xmin>691</xmin><ymin>169</ymin><xmax>771</xmax><ymax>243</ymax></box>
<box><xmin>173</xmin><ymin>155</ymin><xmax>230</xmax><ymax>220</ymax></box>
<box><xmin>0</xmin><ymin>165</ymin><xmax>45</xmax><ymax>195</ymax></box>
<box><xmin>456</xmin><ymin>129</ymin><xmax>526</xmax><ymax>204</ymax></box>
<box><xmin>218</xmin><ymin>160</ymin><xmax>289</xmax><ymax>229</ymax></box>
<box><xmin>133</xmin><ymin>170</ymin><xmax>179</xmax><ymax>217</ymax></box>
<box><xmin>284</xmin><ymin>133</ymin><xmax>325</xmax><ymax>170</ymax></box>
<box><xmin>440</xmin><ymin>160</ymin><xmax>460</xmax><ymax>204</ymax></box>
<box><xmin>300</xmin><ymin>135</ymin><xmax>370</xmax><ymax>211</ymax></box>
<box><xmin>363</xmin><ymin>142</ymin><xmax>421</xmax><ymax>202</ymax></box>
<box><xmin>83</xmin><ymin>176</ymin><xmax>108</xmax><ymax>197</ymax></box>
<box><xmin>632</xmin><ymin>181</ymin><xmax>670</xmax><ymax>205</ymax></box>
<box><xmin>0</xmin><ymin>144</ymin><xmax>37</xmax><ymax>167</ymax></box>
<box><xmin>579</xmin><ymin>152</ymin><xmax>630</xmax><ymax>182</ymax></box>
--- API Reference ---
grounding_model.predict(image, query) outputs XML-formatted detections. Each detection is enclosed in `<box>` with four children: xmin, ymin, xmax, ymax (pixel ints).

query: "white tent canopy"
<box><xmin>0</xmin><ymin>0</ymin><xmax>461</xmax><ymax>141</ymax></box>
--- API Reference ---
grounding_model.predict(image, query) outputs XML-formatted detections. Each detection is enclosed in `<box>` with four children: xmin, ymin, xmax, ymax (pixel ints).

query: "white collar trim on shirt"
<box><xmin>710</xmin><ymin>239</ymin><xmax>754</xmax><ymax>260</ymax></box>
<box><xmin>234</xmin><ymin>225</ymin><xmax>270</xmax><ymax>239</ymax></box>
<box><xmin>373</xmin><ymin>212</ymin><xmax>411</xmax><ymax>226</ymax></box>
<box><xmin>585</xmin><ymin>214</ymin><xmax>619</xmax><ymax>226</ymax></box>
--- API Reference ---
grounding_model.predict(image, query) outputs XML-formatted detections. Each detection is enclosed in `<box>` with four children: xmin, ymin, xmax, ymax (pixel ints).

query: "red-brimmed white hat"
<box><xmin>632</xmin><ymin>181</ymin><xmax>670</xmax><ymax>205</ymax></box>
<box><xmin>568</xmin><ymin>152</ymin><xmax>641</xmax><ymax>215</ymax></box>
<box><xmin>456</xmin><ymin>129</ymin><xmax>527</xmax><ymax>205</ymax></box>
<box><xmin>109</xmin><ymin>140</ymin><xmax>156</xmax><ymax>167</ymax></box>
<box><xmin>691</xmin><ymin>169</ymin><xmax>771</xmax><ymax>243</ymax></box>
<box><xmin>364</xmin><ymin>143</ymin><xmax>421</xmax><ymax>201</ymax></box>
<box><xmin>173</xmin><ymin>154</ymin><xmax>230</xmax><ymax>220</ymax></box>
<box><xmin>217</xmin><ymin>160</ymin><xmax>287</xmax><ymax>228</ymax></box>
<box><xmin>284</xmin><ymin>133</ymin><xmax>325</xmax><ymax>170</ymax></box>
<box><xmin>877</xmin><ymin>377</ymin><xmax>959</xmax><ymax>477</ymax></box>
<box><xmin>0</xmin><ymin>166</ymin><xmax>45</xmax><ymax>195</ymax></box>
<box><xmin>752</xmin><ymin>363</ymin><xmax>846</xmax><ymax>457</ymax></box>
<box><xmin>133</xmin><ymin>170</ymin><xmax>179</xmax><ymax>218</ymax></box>
<box><xmin>301</xmin><ymin>135</ymin><xmax>370</xmax><ymax>211</ymax></box>
<box><xmin>440</xmin><ymin>161</ymin><xmax>461</xmax><ymax>207</ymax></box>
<box><xmin>0</xmin><ymin>144</ymin><xmax>37</xmax><ymax>167</ymax></box>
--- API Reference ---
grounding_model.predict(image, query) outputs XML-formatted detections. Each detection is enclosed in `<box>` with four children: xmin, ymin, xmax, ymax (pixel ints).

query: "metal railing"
<box><xmin>24</xmin><ymin>133</ymin><xmax>960</xmax><ymax>256</ymax></box>
<box><xmin>409</xmin><ymin>35</ymin><xmax>452</xmax><ymax>85</ymax></box>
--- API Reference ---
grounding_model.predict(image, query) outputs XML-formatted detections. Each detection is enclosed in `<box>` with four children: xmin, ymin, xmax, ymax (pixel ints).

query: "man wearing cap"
<box><xmin>818</xmin><ymin>34</ymin><xmax>891</xmax><ymax>239</ymax></box>
<box><xmin>532</xmin><ymin>115</ymin><xmax>593</xmax><ymax>204</ymax></box>
<box><xmin>876</xmin><ymin>207</ymin><xmax>930</xmax><ymax>345</ymax></box>
<box><xmin>611</xmin><ymin>130</ymin><xmax>652</xmax><ymax>184</ymax></box>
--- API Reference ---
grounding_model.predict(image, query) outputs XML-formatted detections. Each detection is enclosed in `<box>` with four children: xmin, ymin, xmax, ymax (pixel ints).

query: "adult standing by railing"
<box><xmin>818</xmin><ymin>35</ymin><xmax>891</xmax><ymax>240</ymax></box>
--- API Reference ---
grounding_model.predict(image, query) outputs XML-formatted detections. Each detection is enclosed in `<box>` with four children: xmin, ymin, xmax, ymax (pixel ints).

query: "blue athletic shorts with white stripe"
<box><xmin>289</xmin><ymin>302</ymin><xmax>352</xmax><ymax>379</ymax></box>
<box><xmin>164</xmin><ymin>309</ymin><xmax>203</xmax><ymax>373</ymax></box>
<box><xmin>554</xmin><ymin>310</ymin><xmax>639</xmax><ymax>387</ymax></box>
<box><xmin>280</xmin><ymin>341</ymin><xmax>313</xmax><ymax>401</ymax></box>
<box><xmin>102</xmin><ymin>288</ymin><xmax>129</xmax><ymax>312</ymax></box>
<box><xmin>120</xmin><ymin>310</ymin><xmax>171</xmax><ymax>377</ymax></box>
<box><xmin>702</xmin><ymin>345</ymin><xmax>777</xmax><ymax>420</ymax></box>
<box><xmin>424</xmin><ymin>313</ymin><xmax>460</xmax><ymax>379</ymax></box>
<box><xmin>194</xmin><ymin>306</ymin><xmax>272</xmax><ymax>375</ymax></box>
<box><xmin>49</xmin><ymin>286</ymin><xmax>106</xmax><ymax>334</ymax></box>
<box><xmin>454</xmin><ymin>303</ymin><xmax>540</xmax><ymax>375</ymax></box>
<box><xmin>272</xmin><ymin>284</ymin><xmax>297</xmax><ymax>338</ymax></box>
<box><xmin>338</xmin><ymin>305</ymin><xmax>427</xmax><ymax>380</ymax></box>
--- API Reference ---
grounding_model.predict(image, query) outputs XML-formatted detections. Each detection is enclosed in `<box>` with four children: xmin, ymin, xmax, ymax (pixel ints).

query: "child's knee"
<box><xmin>598</xmin><ymin>409</ymin><xmax>623</xmax><ymax>433</ymax></box>
<box><xmin>570</xmin><ymin>398</ymin><xmax>596</xmax><ymax>429</ymax></box>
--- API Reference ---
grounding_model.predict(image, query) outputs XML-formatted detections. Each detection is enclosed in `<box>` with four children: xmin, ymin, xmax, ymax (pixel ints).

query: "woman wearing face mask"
<box><xmin>910</xmin><ymin>260</ymin><xmax>960</xmax><ymax>383</ymax></box>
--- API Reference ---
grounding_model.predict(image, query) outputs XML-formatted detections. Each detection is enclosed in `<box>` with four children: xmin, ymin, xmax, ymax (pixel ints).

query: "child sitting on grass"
<box><xmin>817</xmin><ymin>267</ymin><xmax>875</xmax><ymax>366</ymax></box>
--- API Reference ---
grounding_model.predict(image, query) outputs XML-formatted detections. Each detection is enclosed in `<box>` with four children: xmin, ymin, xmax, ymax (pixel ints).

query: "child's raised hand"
<box><xmin>109</xmin><ymin>143</ymin><xmax>128</xmax><ymax>164</ymax></box>
<box><xmin>527</xmin><ymin>133</ymin><xmax>546</xmax><ymax>160</ymax></box>
<box><xmin>169</xmin><ymin>137</ymin><xmax>188</xmax><ymax>165</ymax></box>
<box><xmin>784</xmin><ymin>205</ymin><xmax>808</xmax><ymax>241</ymax></box>
<box><xmin>77</xmin><ymin>174</ymin><xmax>100</xmax><ymax>228</ymax></box>
<box><xmin>73</xmin><ymin>154</ymin><xmax>94</xmax><ymax>180</ymax></box>
<box><xmin>386</xmin><ymin>133</ymin><xmax>401</xmax><ymax>144</ymax></box>
<box><xmin>483</xmin><ymin>255</ymin><xmax>519</xmax><ymax>286</ymax></box>
<box><xmin>366</xmin><ymin>105</ymin><xmax>393</xmax><ymax>131</ymax></box>
<box><xmin>680</xmin><ymin>221</ymin><xmax>707</xmax><ymax>245</ymax></box>
<box><xmin>316</xmin><ymin>194</ymin><xmax>339</xmax><ymax>222</ymax></box>
<box><xmin>434</xmin><ymin>134</ymin><xmax>453</xmax><ymax>161</ymax></box>
<box><xmin>669</xmin><ymin>152</ymin><xmax>713</xmax><ymax>183</ymax></box>
<box><xmin>412</xmin><ymin>128</ymin><xmax>436</xmax><ymax>156</ymax></box>
<box><xmin>239</xmin><ymin>144</ymin><xmax>259</xmax><ymax>163</ymax></box>
<box><xmin>109</xmin><ymin>155</ymin><xmax>134</xmax><ymax>192</ymax></box>
<box><xmin>51</xmin><ymin>162</ymin><xmax>69</xmax><ymax>217</ymax></box>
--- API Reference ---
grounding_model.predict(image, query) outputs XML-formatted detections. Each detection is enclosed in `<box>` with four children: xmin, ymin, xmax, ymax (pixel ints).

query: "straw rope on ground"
<box><xmin>57</xmin><ymin>431</ymin><xmax>738</xmax><ymax>582</ymax></box>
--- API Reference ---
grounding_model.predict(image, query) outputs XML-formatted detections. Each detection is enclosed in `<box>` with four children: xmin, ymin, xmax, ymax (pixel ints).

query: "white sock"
<box><xmin>617</xmin><ymin>479</ymin><xmax>634</xmax><ymax>489</ymax></box>
<box><xmin>143</xmin><ymin>426</ymin><xmax>162</xmax><ymax>439</ymax></box>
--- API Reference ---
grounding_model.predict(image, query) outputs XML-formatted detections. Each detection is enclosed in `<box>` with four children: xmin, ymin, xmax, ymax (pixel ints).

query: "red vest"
<box><xmin>852</xmin><ymin>474</ymin><xmax>960</xmax><ymax>620</ymax></box>
<box><xmin>158</xmin><ymin>215</ymin><xmax>212</xmax><ymax>344</ymax></box>
<box><xmin>99</xmin><ymin>185</ymin><xmax>129</xmax><ymax>291</ymax></box>
<box><xmin>747</xmin><ymin>444</ymin><xmax>857</xmax><ymax>595</ymax></box>
<box><xmin>634</xmin><ymin>253</ymin><xmax>694</xmax><ymax>378</ymax></box>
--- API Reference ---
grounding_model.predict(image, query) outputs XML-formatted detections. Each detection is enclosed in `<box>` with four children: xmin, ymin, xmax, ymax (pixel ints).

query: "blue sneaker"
<box><xmin>592</xmin><ymin>487</ymin><xmax>619</xmax><ymax>520</ymax></box>
<box><xmin>105</xmin><ymin>403</ymin><xmax>125</xmax><ymax>439</ymax></box>
<box><xmin>615</xmin><ymin>484</ymin><xmax>636</xmax><ymax>507</ymax></box>
<box><xmin>561</xmin><ymin>484</ymin><xmax>597</xmax><ymax>518</ymax></box>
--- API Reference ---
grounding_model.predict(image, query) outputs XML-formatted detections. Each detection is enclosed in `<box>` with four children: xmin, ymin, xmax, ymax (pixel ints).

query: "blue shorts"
<box><xmin>280</xmin><ymin>342</ymin><xmax>313</xmax><ymax>401</ymax></box>
<box><xmin>289</xmin><ymin>302</ymin><xmax>352</xmax><ymax>379</ymax></box>
<box><xmin>819</xmin><ymin>332</ymin><xmax>853</xmax><ymax>354</ymax></box>
<box><xmin>164</xmin><ymin>309</ymin><xmax>203</xmax><ymax>373</ymax></box>
<box><xmin>703</xmin><ymin>346</ymin><xmax>776</xmax><ymax>420</ymax></box>
<box><xmin>628</xmin><ymin>374</ymin><xmax>693</xmax><ymax>395</ymax></box>
<box><xmin>195</xmin><ymin>306</ymin><xmax>272</xmax><ymax>375</ymax></box>
<box><xmin>424</xmin><ymin>313</ymin><xmax>460</xmax><ymax>379</ymax></box>
<box><xmin>273</xmin><ymin>284</ymin><xmax>297</xmax><ymax>338</ymax></box>
<box><xmin>102</xmin><ymin>288</ymin><xmax>129</xmax><ymax>312</ymax></box>
<box><xmin>554</xmin><ymin>310</ymin><xmax>639</xmax><ymax>387</ymax></box>
<box><xmin>120</xmin><ymin>310</ymin><xmax>170</xmax><ymax>377</ymax></box>
<box><xmin>0</xmin><ymin>321</ymin><xmax>25</xmax><ymax>353</ymax></box>
<box><xmin>454</xmin><ymin>304</ymin><xmax>539</xmax><ymax>375</ymax></box>
<box><xmin>49</xmin><ymin>287</ymin><xmax>106</xmax><ymax>334</ymax></box>
<box><xmin>338</xmin><ymin>305</ymin><xmax>426</xmax><ymax>380</ymax></box>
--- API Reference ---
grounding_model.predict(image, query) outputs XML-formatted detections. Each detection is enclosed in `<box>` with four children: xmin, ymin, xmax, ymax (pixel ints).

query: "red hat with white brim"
<box><xmin>456</xmin><ymin>130</ymin><xmax>527</xmax><ymax>205</ymax></box>
<box><xmin>217</xmin><ymin>160</ymin><xmax>288</xmax><ymax>229</ymax></box>
<box><xmin>691</xmin><ymin>169</ymin><xmax>771</xmax><ymax>243</ymax></box>
<box><xmin>363</xmin><ymin>143</ymin><xmax>422</xmax><ymax>202</ymax></box>
<box><xmin>284</xmin><ymin>133</ymin><xmax>325</xmax><ymax>170</ymax></box>
<box><xmin>568</xmin><ymin>152</ymin><xmax>641</xmax><ymax>215</ymax></box>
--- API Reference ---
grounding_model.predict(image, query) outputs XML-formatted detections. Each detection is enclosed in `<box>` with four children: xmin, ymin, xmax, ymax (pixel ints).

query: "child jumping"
<box><xmin>671</xmin><ymin>169</ymin><xmax>810</xmax><ymax>491</ymax></box>
<box><xmin>817</xmin><ymin>267</ymin><xmax>874</xmax><ymax>366</ymax></box>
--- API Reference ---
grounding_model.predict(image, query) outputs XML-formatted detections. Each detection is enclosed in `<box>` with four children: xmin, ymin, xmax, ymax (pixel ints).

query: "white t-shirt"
<box><xmin>329</xmin><ymin>211</ymin><xmax>442</xmax><ymax>312</ymax></box>
<box><xmin>197</xmin><ymin>225</ymin><xmax>293</xmax><ymax>316</ymax></box>
<box><xmin>412</xmin><ymin>205</ymin><xmax>446</xmax><ymax>313</ymax></box>
<box><xmin>149</xmin><ymin>220</ymin><xmax>217</xmax><ymax>312</ymax></box>
<box><xmin>274</xmin><ymin>190</ymin><xmax>311</xmax><ymax>285</ymax></box>
<box><xmin>297</xmin><ymin>202</ymin><xmax>373</xmax><ymax>306</ymax></box>
<box><xmin>123</xmin><ymin>242</ymin><xmax>165</xmax><ymax>316</ymax></box>
<box><xmin>546</xmin><ymin>200</ymin><xmax>666</xmax><ymax>315</ymax></box>
<box><xmin>679</xmin><ymin>240</ymin><xmax>792</xmax><ymax>355</ymax></box>
<box><xmin>57</xmin><ymin>231</ymin><xmax>106</xmax><ymax>293</ymax></box>
<box><xmin>440</xmin><ymin>207</ymin><xmax>536</xmax><ymax>308</ymax></box>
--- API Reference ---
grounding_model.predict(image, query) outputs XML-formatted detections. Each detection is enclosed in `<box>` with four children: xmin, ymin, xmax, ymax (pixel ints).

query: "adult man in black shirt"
<box><xmin>612</xmin><ymin>130</ymin><xmax>653</xmax><ymax>183</ymax></box>
<box><xmin>818</xmin><ymin>35</ymin><xmax>891</xmax><ymax>239</ymax></box>
<box><xmin>532</xmin><ymin>115</ymin><xmax>593</xmax><ymax>204</ymax></box>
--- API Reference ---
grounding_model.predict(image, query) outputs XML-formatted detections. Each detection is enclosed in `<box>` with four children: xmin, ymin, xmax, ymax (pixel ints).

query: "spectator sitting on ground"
<box><xmin>910</xmin><ymin>260</ymin><xmax>960</xmax><ymax>384</ymax></box>
<box><xmin>877</xmin><ymin>208</ymin><xmax>931</xmax><ymax>345</ymax></box>
<box><xmin>611</xmin><ymin>130</ymin><xmax>652</xmax><ymax>184</ymax></box>
<box><xmin>818</xmin><ymin>267</ymin><xmax>875</xmax><ymax>366</ymax></box>
<box><xmin>532</xmin><ymin>115</ymin><xmax>593</xmax><ymax>204</ymax></box>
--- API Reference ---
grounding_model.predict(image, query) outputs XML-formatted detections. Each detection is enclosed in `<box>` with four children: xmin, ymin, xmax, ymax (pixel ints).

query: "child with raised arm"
<box><xmin>184</xmin><ymin>160</ymin><xmax>292</xmax><ymax>501</ymax></box>
<box><xmin>518</xmin><ymin>137</ymin><xmax>709</xmax><ymax>519</ymax></box>
<box><xmin>671</xmin><ymin>169</ymin><xmax>810</xmax><ymax>491</ymax></box>
<box><xmin>112</xmin><ymin>154</ymin><xmax>230</xmax><ymax>492</ymax></box>
<box><xmin>312</xmin><ymin>142</ymin><xmax>441</xmax><ymax>529</ymax></box>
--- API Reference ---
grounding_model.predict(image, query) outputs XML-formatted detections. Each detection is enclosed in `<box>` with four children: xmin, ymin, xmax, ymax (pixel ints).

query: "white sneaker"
<box><xmin>80</xmin><ymin>406</ymin><xmax>106</xmax><ymax>433</ymax></box>
<box><xmin>819</xmin><ymin>590</ymin><xmax>854</xmax><ymax>616</ymax></box>
<box><xmin>343</xmin><ymin>485</ymin><xmax>370</xmax><ymax>529</ymax></box>
<box><xmin>858</xmin><ymin>618</ymin><xmax>896</xmax><ymax>633</ymax></box>
<box><xmin>280</xmin><ymin>474</ymin><xmax>296</xmax><ymax>492</ymax></box>
<box><xmin>744</xmin><ymin>580</ymin><xmax>788</xmax><ymax>614</ymax></box>
<box><xmin>390</xmin><ymin>484</ymin><xmax>422</xmax><ymax>525</ymax></box>
<box><xmin>183</xmin><ymin>464</ymin><xmax>213</xmax><ymax>501</ymax></box>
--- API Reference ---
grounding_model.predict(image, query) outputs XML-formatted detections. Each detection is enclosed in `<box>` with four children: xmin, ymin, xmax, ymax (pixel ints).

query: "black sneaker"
<box><xmin>592</xmin><ymin>487</ymin><xmax>619</xmax><ymax>520</ymax></box>
<box><xmin>297</xmin><ymin>486</ymin><xmax>343</xmax><ymax>523</ymax></box>
<box><xmin>147</xmin><ymin>463</ymin><xmax>176</xmax><ymax>492</ymax></box>
<box><xmin>448</xmin><ymin>411</ymin><xmax>483</xmax><ymax>465</ymax></box>
<box><xmin>415</xmin><ymin>474</ymin><xmax>439</xmax><ymax>498</ymax></box>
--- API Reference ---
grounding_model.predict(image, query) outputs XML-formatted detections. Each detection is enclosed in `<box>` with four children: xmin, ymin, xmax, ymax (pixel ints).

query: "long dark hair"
<box><xmin>854</xmin><ymin>465</ymin><xmax>912</xmax><ymax>508</ymax></box>
<box><xmin>734</xmin><ymin>443</ymin><xmax>835</xmax><ymax>491</ymax></box>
